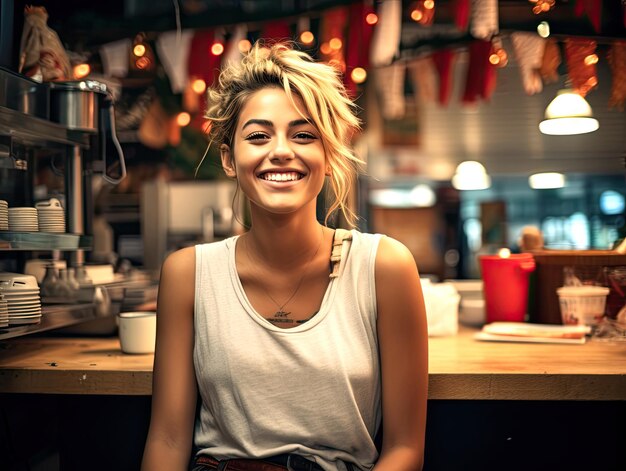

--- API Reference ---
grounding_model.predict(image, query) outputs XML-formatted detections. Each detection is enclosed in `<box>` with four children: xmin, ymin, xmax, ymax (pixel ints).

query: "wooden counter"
<box><xmin>0</xmin><ymin>327</ymin><xmax>625</xmax><ymax>399</ymax></box>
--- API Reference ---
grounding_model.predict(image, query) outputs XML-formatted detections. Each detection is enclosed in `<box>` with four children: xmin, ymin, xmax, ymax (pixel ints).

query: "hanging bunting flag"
<box><xmin>374</xmin><ymin>63</ymin><xmax>406</xmax><ymax>119</ymax></box>
<box><xmin>462</xmin><ymin>39</ymin><xmax>497</xmax><ymax>104</ymax></box>
<box><xmin>319</xmin><ymin>6</ymin><xmax>349</xmax><ymax>77</ymax></box>
<box><xmin>539</xmin><ymin>38</ymin><xmax>561</xmax><ymax>84</ymax></box>
<box><xmin>370</xmin><ymin>0</ymin><xmax>402</xmax><ymax>67</ymax></box>
<box><xmin>564</xmin><ymin>38</ymin><xmax>598</xmax><ymax>96</ymax></box>
<box><xmin>345</xmin><ymin>1</ymin><xmax>375</xmax><ymax>96</ymax></box>
<box><xmin>260</xmin><ymin>20</ymin><xmax>293</xmax><ymax>42</ymax></box>
<box><xmin>187</xmin><ymin>29</ymin><xmax>223</xmax><ymax>131</ymax></box>
<box><xmin>100</xmin><ymin>39</ymin><xmax>131</xmax><ymax>78</ymax></box>
<box><xmin>454</xmin><ymin>0</ymin><xmax>471</xmax><ymax>31</ymax></box>
<box><xmin>510</xmin><ymin>32</ymin><xmax>546</xmax><ymax>95</ymax></box>
<box><xmin>187</xmin><ymin>29</ymin><xmax>221</xmax><ymax>86</ymax></box>
<box><xmin>432</xmin><ymin>48</ymin><xmax>456</xmax><ymax>106</ymax></box>
<box><xmin>574</xmin><ymin>0</ymin><xmax>602</xmax><ymax>34</ymax></box>
<box><xmin>607</xmin><ymin>41</ymin><xmax>626</xmax><ymax>110</ymax></box>
<box><xmin>156</xmin><ymin>30</ymin><xmax>193</xmax><ymax>94</ymax></box>
<box><xmin>470</xmin><ymin>0</ymin><xmax>499</xmax><ymax>40</ymax></box>
<box><xmin>222</xmin><ymin>24</ymin><xmax>248</xmax><ymax>66</ymax></box>
<box><xmin>408</xmin><ymin>57</ymin><xmax>438</xmax><ymax>103</ymax></box>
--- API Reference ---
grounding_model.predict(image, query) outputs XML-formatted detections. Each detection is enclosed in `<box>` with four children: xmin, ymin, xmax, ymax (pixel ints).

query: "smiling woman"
<box><xmin>141</xmin><ymin>42</ymin><xmax>429</xmax><ymax>471</ymax></box>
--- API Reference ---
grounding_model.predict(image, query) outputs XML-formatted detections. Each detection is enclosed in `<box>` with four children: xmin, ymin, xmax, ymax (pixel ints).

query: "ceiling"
<box><xmin>8</xmin><ymin>0</ymin><xmax>626</xmax><ymax>178</ymax></box>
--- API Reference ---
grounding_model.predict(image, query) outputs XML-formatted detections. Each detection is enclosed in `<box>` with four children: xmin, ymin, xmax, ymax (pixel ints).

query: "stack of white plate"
<box><xmin>36</xmin><ymin>198</ymin><xmax>66</xmax><ymax>233</ymax></box>
<box><xmin>8</xmin><ymin>207</ymin><xmax>38</xmax><ymax>232</ymax></box>
<box><xmin>0</xmin><ymin>294</ymin><xmax>8</xmax><ymax>328</ymax></box>
<box><xmin>0</xmin><ymin>273</ymin><xmax>42</xmax><ymax>326</ymax></box>
<box><xmin>0</xmin><ymin>200</ymin><xmax>8</xmax><ymax>230</ymax></box>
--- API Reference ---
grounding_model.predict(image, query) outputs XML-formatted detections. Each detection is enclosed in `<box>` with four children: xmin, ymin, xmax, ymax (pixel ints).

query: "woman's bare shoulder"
<box><xmin>161</xmin><ymin>246</ymin><xmax>196</xmax><ymax>275</ymax></box>
<box><xmin>158</xmin><ymin>246</ymin><xmax>196</xmax><ymax>310</ymax></box>
<box><xmin>375</xmin><ymin>235</ymin><xmax>418</xmax><ymax>275</ymax></box>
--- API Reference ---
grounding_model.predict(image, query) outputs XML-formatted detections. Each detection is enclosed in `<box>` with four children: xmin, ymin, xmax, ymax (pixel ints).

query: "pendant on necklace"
<box><xmin>274</xmin><ymin>310</ymin><xmax>291</xmax><ymax>318</ymax></box>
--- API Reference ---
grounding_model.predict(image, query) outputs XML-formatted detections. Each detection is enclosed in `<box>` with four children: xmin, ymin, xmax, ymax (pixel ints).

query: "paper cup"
<box><xmin>557</xmin><ymin>286</ymin><xmax>610</xmax><ymax>326</ymax></box>
<box><xmin>118</xmin><ymin>311</ymin><xmax>156</xmax><ymax>354</ymax></box>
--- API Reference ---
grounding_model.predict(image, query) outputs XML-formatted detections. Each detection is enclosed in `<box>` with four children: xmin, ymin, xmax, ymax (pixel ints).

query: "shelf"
<box><xmin>0</xmin><ymin>303</ymin><xmax>105</xmax><ymax>340</ymax></box>
<box><xmin>0</xmin><ymin>232</ymin><xmax>92</xmax><ymax>251</ymax></box>
<box><xmin>0</xmin><ymin>106</ymin><xmax>91</xmax><ymax>148</ymax></box>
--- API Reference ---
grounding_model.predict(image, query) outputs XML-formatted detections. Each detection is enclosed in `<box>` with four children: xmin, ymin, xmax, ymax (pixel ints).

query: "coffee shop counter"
<box><xmin>0</xmin><ymin>326</ymin><xmax>625</xmax><ymax>399</ymax></box>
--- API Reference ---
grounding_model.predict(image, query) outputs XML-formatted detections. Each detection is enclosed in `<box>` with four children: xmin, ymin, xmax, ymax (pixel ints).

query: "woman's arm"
<box><xmin>373</xmin><ymin>237</ymin><xmax>429</xmax><ymax>471</ymax></box>
<box><xmin>141</xmin><ymin>247</ymin><xmax>198</xmax><ymax>471</ymax></box>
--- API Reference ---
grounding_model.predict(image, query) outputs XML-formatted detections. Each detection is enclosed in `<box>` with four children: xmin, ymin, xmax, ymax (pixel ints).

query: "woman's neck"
<box><xmin>243</xmin><ymin>211</ymin><xmax>326</xmax><ymax>271</ymax></box>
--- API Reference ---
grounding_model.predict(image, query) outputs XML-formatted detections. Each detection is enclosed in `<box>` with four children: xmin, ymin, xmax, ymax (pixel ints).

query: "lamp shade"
<box><xmin>529</xmin><ymin>172</ymin><xmax>565</xmax><ymax>189</ymax></box>
<box><xmin>451</xmin><ymin>161</ymin><xmax>491</xmax><ymax>190</ymax></box>
<box><xmin>539</xmin><ymin>88</ymin><xmax>599</xmax><ymax>135</ymax></box>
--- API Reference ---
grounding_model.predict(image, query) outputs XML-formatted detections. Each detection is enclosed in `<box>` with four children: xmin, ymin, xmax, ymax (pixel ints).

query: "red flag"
<box><xmin>462</xmin><ymin>40</ymin><xmax>497</xmax><ymax>104</ymax></box>
<box><xmin>432</xmin><ymin>49</ymin><xmax>456</xmax><ymax>106</ymax></box>
<box><xmin>574</xmin><ymin>0</ymin><xmax>602</xmax><ymax>33</ymax></box>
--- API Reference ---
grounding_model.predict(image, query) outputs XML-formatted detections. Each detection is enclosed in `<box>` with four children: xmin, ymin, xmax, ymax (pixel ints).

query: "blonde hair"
<box><xmin>203</xmin><ymin>41</ymin><xmax>363</xmax><ymax>226</ymax></box>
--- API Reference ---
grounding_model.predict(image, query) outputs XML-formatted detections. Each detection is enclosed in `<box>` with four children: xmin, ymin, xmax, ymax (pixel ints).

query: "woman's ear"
<box><xmin>221</xmin><ymin>144</ymin><xmax>236</xmax><ymax>178</ymax></box>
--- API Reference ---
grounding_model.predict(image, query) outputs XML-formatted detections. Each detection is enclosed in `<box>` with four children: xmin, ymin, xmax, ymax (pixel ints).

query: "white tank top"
<box><xmin>193</xmin><ymin>230</ymin><xmax>383</xmax><ymax>471</ymax></box>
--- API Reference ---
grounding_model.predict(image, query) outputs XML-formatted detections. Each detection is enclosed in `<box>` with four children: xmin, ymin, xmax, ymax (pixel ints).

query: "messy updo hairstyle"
<box><xmin>203</xmin><ymin>41</ymin><xmax>362</xmax><ymax>227</ymax></box>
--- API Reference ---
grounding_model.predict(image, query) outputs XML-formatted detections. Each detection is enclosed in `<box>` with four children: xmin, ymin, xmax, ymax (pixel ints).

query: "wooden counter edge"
<box><xmin>1</xmin><ymin>369</ymin><xmax>625</xmax><ymax>399</ymax></box>
<box><xmin>428</xmin><ymin>373</ymin><xmax>626</xmax><ymax>401</ymax></box>
<box><xmin>0</xmin><ymin>369</ymin><xmax>153</xmax><ymax>395</ymax></box>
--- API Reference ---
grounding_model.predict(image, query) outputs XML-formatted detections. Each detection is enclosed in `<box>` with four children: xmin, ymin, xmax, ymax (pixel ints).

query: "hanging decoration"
<box><xmin>607</xmin><ymin>41</ymin><xmax>626</xmax><ymax>110</ymax></box>
<box><xmin>453</xmin><ymin>0</ymin><xmax>470</xmax><ymax>31</ymax></box>
<box><xmin>374</xmin><ymin>63</ymin><xmax>407</xmax><ymax>119</ymax></box>
<box><xmin>510</xmin><ymin>32</ymin><xmax>546</xmax><ymax>95</ymax></box>
<box><xmin>186</xmin><ymin>29</ymin><xmax>223</xmax><ymax>132</ymax></box>
<box><xmin>100</xmin><ymin>39</ymin><xmax>131</xmax><ymax>78</ymax></box>
<box><xmin>574</xmin><ymin>0</ymin><xmax>602</xmax><ymax>34</ymax></box>
<box><xmin>81</xmin><ymin>0</ymin><xmax>626</xmax><ymax>135</ymax></box>
<box><xmin>470</xmin><ymin>0</ymin><xmax>499</xmax><ymax>40</ymax></box>
<box><xmin>408</xmin><ymin>57</ymin><xmax>438</xmax><ymax>103</ymax></box>
<box><xmin>157</xmin><ymin>30</ymin><xmax>193</xmax><ymax>94</ymax></box>
<box><xmin>260</xmin><ymin>20</ymin><xmax>293</xmax><ymax>42</ymax></box>
<box><xmin>539</xmin><ymin>38</ymin><xmax>561</xmax><ymax>84</ymax></box>
<box><xmin>432</xmin><ymin>48</ymin><xmax>456</xmax><ymax>106</ymax></box>
<box><xmin>564</xmin><ymin>38</ymin><xmax>598</xmax><ymax>96</ymax></box>
<box><xmin>319</xmin><ymin>6</ymin><xmax>349</xmax><ymax>74</ymax></box>
<box><xmin>462</xmin><ymin>39</ymin><xmax>497</xmax><ymax>104</ymax></box>
<box><xmin>345</xmin><ymin>1</ymin><xmax>375</xmax><ymax>95</ymax></box>
<box><xmin>222</xmin><ymin>24</ymin><xmax>248</xmax><ymax>66</ymax></box>
<box><xmin>370</xmin><ymin>0</ymin><xmax>402</xmax><ymax>67</ymax></box>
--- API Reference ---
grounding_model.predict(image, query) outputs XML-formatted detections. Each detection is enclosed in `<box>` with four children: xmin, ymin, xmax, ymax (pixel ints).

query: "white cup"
<box><xmin>118</xmin><ymin>311</ymin><xmax>157</xmax><ymax>354</ymax></box>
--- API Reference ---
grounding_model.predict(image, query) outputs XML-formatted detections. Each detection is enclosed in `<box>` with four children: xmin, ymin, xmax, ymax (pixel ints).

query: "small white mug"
<box><xmin>118</xmin><ymin>311</ymin><xmax>157</xmax><ymax>354</ymax></box>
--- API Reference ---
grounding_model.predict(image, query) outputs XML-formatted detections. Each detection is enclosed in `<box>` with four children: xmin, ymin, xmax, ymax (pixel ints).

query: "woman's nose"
<box><xmin>269</xmin><ymin>135</ymin><xmax>294</xmax><ymax>161</ymax></box>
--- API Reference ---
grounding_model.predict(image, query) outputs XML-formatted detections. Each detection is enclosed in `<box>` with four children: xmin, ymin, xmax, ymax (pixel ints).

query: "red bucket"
<box><xmin>479</xmin><ymin>253</ymin><xmax>536</xmax><ymax>323</ymax></box>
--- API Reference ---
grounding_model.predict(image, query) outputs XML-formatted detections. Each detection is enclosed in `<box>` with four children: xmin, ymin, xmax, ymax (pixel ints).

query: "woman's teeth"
<box><xmin>261</xmin><ymin>172</ymin><xmax>302</xmax><ymax>181</ymax></box>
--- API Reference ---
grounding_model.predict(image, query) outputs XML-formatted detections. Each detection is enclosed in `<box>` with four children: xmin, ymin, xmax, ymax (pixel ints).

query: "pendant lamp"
<box><xmin>539</xmin><ymin>88</ymin><xmax>599</xmax><ymax>135</ymax></box>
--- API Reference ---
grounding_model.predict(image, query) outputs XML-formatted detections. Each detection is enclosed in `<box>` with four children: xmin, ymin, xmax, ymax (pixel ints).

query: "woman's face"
<box><xmin>221</xmin><ymin>87</ymin><xmax>327</xmax><ymax>218</ymax></box>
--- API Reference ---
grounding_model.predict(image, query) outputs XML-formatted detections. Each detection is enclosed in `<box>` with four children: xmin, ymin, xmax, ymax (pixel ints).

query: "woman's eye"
<box><xmin>293</xmin><ymin>132</ymin><xmax>317</xmax><ymax>140</ymax></box>
<box><xmin>245</xmin><ymin>132</ymin><xmax>268</xmax><ymax>141</ymax></box>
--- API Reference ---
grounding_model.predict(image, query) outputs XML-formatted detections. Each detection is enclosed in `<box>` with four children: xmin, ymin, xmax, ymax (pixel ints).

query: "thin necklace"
<box><xmin>244</xmin><ymin>225</ymin><xmax>325</xmax><ymax>321</ymax></box>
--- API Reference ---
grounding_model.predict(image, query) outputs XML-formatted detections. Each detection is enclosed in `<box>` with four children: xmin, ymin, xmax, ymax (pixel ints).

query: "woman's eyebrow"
<box><xmin>241</xmin><ymin>118</ymin><xmax>314</xmax><ymax>130</ymax></box>
<box><xmin>241</xmin><ymin>119</ymin><xmax>272</xmax><ymax>130</ymax></box>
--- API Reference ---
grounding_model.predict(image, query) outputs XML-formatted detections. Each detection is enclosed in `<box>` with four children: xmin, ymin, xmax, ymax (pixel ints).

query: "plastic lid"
<box><xmin>556</xmin><ymin>286</ymin><xmax>610</xmax><ymax>296</ymax></box>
